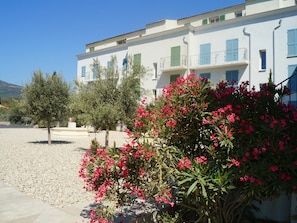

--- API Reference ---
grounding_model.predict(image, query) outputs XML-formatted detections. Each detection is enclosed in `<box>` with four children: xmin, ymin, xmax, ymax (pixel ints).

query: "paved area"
<box><xmin>0</xmin><ymin>182</ymin><xmax>92</xmax><ymax>223</ymax></box>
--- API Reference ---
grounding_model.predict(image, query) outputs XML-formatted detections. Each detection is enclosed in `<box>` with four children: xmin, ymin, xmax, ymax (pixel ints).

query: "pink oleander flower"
<box><xmin>269</xmin><ymin>165</ymin><xmax>279</xmax><ymax>172</ymax></box>
<box><xmin>195</xmin><ymin>156</ymin><xmax>207</xmax><ymax>165</ymax></box>
<box><xmin>178</xmin><ymin>157</ymin><xmax>192</xmax><ymax>169</ymax></box>
<box><xmin>231</xmin><ymin>159</ymin><xmax>240</xmax><ymax>167</ymax></box>
<box><xmin>166</xmin><ymin>120</ymin><xmax>176</xmax><ymax>128</ymax></box>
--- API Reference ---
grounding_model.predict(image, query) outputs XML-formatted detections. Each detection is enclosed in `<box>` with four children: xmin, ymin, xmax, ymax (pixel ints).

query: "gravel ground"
<box><xmin>0</xmin><ymin>127</ymin><xmax>129</xmax><ymax>208</ymax></box>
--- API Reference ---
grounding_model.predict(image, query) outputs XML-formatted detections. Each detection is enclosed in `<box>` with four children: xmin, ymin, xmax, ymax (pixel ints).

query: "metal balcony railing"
<box><xmin>189</xmin><ymin>48</ymin><xmax>248</xmax><ymax>69</ymax></box>
<box><xmin>276</xmin><ymin>67</ymin><xmax>297</xmax><ymax>107</ymax></box>
<box><xmin>160</xmin><ymin>55</ymin><xmax>187</xmax><ymax>71</ymax></box>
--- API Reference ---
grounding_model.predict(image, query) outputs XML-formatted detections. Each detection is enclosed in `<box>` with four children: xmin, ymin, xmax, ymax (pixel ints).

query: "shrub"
<box><xmin>79</xmin><ymin>74</ymin><xmax>297</xmax><ymax>223</ymax></box>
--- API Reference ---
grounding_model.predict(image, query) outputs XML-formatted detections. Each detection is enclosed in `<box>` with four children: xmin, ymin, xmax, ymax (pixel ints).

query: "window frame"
<box><xmin>288</xmin><ymin>29</ymin><xmax>297</xmax><ymax>57</ymax></box>
<box><xmin>200</xmin><ymin>43</ymin><xmax>211</xmax><ymax>65</ymax></box>
<box><xmin>226</xmin><ymin>70</ymin><xmax>239</xmax><ymax>86</ymax></box>
<box><xmin>226</xmin><ymin>39</ymin><xmax>239</xmax><ymax>62</ymax></box>
<box><xmin>81</xmin><ymin>66</ymin><xmax>86</xmax><ymax>77</ymax></box>
<box><xmin>170</xmin><ymin>74</ymin><xmax>180</xmax><ymax>83</ymax></box>
<box><xmin>259</xmin><ymin>50</ymin><xmax>267</xmax><ymax>71</ymax></box>
<box><xmin>200</xmin><ymin>73</ymin><xmax>211</xmax><ymax>79</ymax></box>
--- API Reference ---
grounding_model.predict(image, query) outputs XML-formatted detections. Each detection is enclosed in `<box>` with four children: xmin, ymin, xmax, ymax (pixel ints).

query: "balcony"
<box><xmin>160</xmin><ymin>55</ymin><xmax>187</xmax><ymax>72</ymax></box>
<box><xmin>189</xmin><ymin>48</ymin><xmax>248</xmax><ymax>70</ymax></box>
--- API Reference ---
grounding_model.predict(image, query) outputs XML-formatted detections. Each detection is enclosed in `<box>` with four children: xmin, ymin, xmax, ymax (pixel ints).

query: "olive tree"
<box><xmin>22</xmin><ymin>71</ymin><xmax>70</xmax><ymax>145</ymax></box>
<box><xmin>71</xmin><ymin>55</ymin><xmax>145</xmax><ymax>148</ymax></box>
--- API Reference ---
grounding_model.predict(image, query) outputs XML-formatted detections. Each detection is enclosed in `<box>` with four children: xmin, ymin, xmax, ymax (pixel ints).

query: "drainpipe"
<box><xmin>183</xmin><ymin>36</ymin><xmax>190</xmax><ymax>75</ymax></box>
<box><xmin>243</xmin><ymin>27</ymin><xmax>251</xmax><ymax>90</ymax></box>
<box><xmin>273</xmin><ymin>19</ymin><xmax>282</xmax><ymax>83</ymax></box>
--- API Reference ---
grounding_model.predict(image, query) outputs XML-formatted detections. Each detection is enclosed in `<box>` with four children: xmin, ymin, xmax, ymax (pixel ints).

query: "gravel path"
<box><xmin>0</xmin><ymin>127</ymin><xmax>129</xmax><ymax>208</ymax></box>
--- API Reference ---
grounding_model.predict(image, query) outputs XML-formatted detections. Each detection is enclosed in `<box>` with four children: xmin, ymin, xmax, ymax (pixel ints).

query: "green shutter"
<box><xmin>220</xmin><ymin>15</ymin><xmax>225</xmax><ymax>21</ymax></box>
<box><xmin>171</xmin><ymin>46</ymin><xmax>180</xmax><ymax>67</ymax></box>
<box><xmin>134</xmin><ymin>54</ymin><xmax>141</xmax><ymax>65</ymax></box>
<box><xmin>202</xmin><ymin>18</ymin><xmax>208</xmax><ymax>25</ymax></box>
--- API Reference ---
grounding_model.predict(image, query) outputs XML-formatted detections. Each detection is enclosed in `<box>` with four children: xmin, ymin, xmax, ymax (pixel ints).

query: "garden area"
<box><xmin>79</xmin><ymin>74</ymin><xmax>297</xmax><ymax>223</ymax></box>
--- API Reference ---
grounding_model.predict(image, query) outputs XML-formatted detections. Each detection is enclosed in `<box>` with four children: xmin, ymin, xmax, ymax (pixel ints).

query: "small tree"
<box><xmin>72</xmin><ymin>55</ymin><xmax>145</xmax><ymax>148</ymax></box>
<box><xmin>22</xmin><ymin>71</ymin><xmax>70</xmax><ymax>145</ymax></box>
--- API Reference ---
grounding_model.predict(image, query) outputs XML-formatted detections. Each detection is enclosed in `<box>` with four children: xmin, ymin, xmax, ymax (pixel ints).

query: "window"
<box><xmin>288</xmin><ymin>64</ymin><xmax>297</xmax><ymax>92</ymax></box>
<box><xmin>153</xmin><ymin>63</ymin><xmax>158</xmax><ymax>79</ymax></box>
<box><xmin>92</xmin><ymin>64</ymin><xmax>100</xmax><ymax>79</ymax></box>
<box><xmin>288</xmin><ymin>29</ymin><xmax>297</xmax><ymax>57</ymax></box>
<box><xmin>171</xmin><ymin>46</ymin><xmax>181</xmax><ymax>67</ymax></box>
<box><xmin>226</xmin><ymin>70</ymin><xmax>239</xmax><ymax>85</ymax></box>
<box><xmin>219</xmin><ymin>15</ymin><xmax>225</xmax><ymax>21</ymax></box>
<box><xmin>107</xmin><ymin>61</ymin><xmax>112</xmax><ymax>68</ymax></box>
<box><xmin>200</xmin><ymin>73</ymin><xmax>211</xmax><ymax>79</ymax></box>
<box><xmin>235</xmin><ymin>11</ymin><xmax>242</xmax><ymax>17</ymax></box>
<box><xmin>117</xmin><ymin>39</ymin><xmax>126</xmax><ymax>45</ymax></box>
<box><xmin>134</xmin><ymin>53</ymin><xmax>141</xmax><ymax>65</ymax></box>
<box><xmin>202</xmin><ymin>18</ymin><xmax>208</xmax><ymax>25</ymax></box>
<box><xmin>81</xmin><ymin>66</ymin><xmax>86</xmax><ymax>77</ymax></box>
<box><xmin>200</xmin><ymin>43</ymin><xmax>211</xmax><ymax>65</ymax></box>
<box><xmin>170</xmin><ymin>74</ymin><xmax>180</xmax><ymax>83</ymax></box>
<box><xmin>153</xmin><ymin>89</ymin><xmax>157</xmax><ymax>99</ymax></box>
<box><xmin>89</xmin><ymin>47</ymin><xmax>94</xmax><ymax>52</ymax></box>
<box><xmin>226</xmin><ymin>39</ymin><xmax>238</xmax><ymax>62</ymax></box>
<box><xmin>210</xmin><ymin>16</ymin><xmax>219</xmax><ymax>23</ymax></box>
<box><xmin>259</xmin><ymin>50</ymin><xmax>266</xmax><ymax>70</ymax></box>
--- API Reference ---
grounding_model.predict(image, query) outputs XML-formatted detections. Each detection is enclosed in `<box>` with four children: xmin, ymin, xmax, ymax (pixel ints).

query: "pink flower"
<box><xmin>231</xmin><ymin>159</ymin><xmax>240</xmax><ymax>167</ymax></box>
<box><xmin>195</xmin><ymin>156</ymin><xmax>207</xmax><ymax>165</ymax></box>
<box><xmin>249</xmin><ymin>177</ymin><xmax>255</xmax><ymax>183</ymax></box>
<box><xmin>210</xmin><ymin>134</ymin><xmax>216</xmax><ymax>140</ymax></box>
<box><xmin>280</xmin><ymin>172</ymin><xmax>291</xmax><ymax>181</ymax></box>
<box><xmin>240</xmin><ymin>175</ymin><xmax>249</xmax><ymax>182</ymax></box>
<box><xmin>155</xmin><ymin>196</ymin><xmax>174</xmax><ymax>207</ymax></box>
<box><xmin>227</xmin><ymin>113</ymin><xmax>236</xmax><ymax>123</ymax></box>
<box><xmin>166</xmin><ymin>120</ymin><xmax>176</xmax><ymax>128</ymax></box>
<box><xmin>269</xmin><ymin>165</ymin><xmax>279</xmax><ymax>172</ymax></box>
<box><xmin>279</xmin><ymin>141</ymin><xmax>285</xmax><ymax>150</ymax></box>
<box><xmin>134</xmin><ymin>119</ymin><xmax>144</xmax><ymax>128</ymax></box>
<box><xmin>139</xmin><ymin>168</ymin><xmax>145</xmax><ymax>177</ymax></box>
<box><xmin>178</xmin><ymin>157</ymin><xmax>192</xmax><ymax>169</ymax></box>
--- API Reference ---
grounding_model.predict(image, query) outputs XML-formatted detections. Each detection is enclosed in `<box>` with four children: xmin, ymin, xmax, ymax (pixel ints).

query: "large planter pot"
<box><xmin>252</xmin><ymin>192</ymin><xmax>291</xmax><ymax>222</ymax></box>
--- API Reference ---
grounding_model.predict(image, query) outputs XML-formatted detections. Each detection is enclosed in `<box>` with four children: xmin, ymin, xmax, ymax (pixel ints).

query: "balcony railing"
<box><xmin>189</xmin><ymin>48</ymin><xmax>248</xmax><ymax>69</ymax></box>
<box><xmin>160</xmin><ymin>55</ymin><xmax>187</xmax><ymax>71</ymax></box>
<box><xmin>277</xmin><ymin>67</ymin><xmax>297</xmax><ymax>107</ymax></box>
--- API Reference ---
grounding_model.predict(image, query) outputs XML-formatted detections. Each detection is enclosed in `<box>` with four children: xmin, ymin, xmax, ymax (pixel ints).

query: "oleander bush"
<box><xmin>79</xmin><ymin>74</ymin><xmax>297</xmax><ymax>223</ymax></box>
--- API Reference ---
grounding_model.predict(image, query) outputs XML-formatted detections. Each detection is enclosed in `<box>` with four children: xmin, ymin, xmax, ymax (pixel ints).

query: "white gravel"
<box><xmin>0</xmin><ymin>127</ymin><xmax>129</xmax><ymax>208</ymax></box>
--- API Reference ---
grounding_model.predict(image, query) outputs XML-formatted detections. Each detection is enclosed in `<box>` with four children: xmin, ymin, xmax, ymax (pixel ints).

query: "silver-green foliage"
<box><xmin>22</xmin><ymin>70</ymin><xmax>70</xmax><ymax>144</ymax></box>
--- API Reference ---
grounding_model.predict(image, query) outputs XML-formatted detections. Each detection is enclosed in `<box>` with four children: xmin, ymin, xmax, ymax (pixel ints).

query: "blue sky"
<box><xmin>0</xmin><ymin>0</ymin><xmax>244</xmax><ymax>86</ymax></box>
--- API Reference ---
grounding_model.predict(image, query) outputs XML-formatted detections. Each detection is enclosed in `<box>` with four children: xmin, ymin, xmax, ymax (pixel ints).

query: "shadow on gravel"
<box><xmin>28</xmin><ymin>140</ymin><xmax>73</xmax><ymax>145</ymax></box>
<box><xmin>80</xmin><ymin>201</ymin><xmax>156</xmax><ymax>223</ymax></box>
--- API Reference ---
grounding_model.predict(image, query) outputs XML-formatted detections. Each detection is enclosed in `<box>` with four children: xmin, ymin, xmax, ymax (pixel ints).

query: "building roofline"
<box><xmin>86</xmin><ymin>29</ymin><xmax>145</xmax><ymax>47</ymax></box>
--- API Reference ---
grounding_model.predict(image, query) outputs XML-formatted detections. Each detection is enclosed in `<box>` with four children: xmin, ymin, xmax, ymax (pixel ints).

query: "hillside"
<box><xmin>0</xmin><ymin>80</ymin><xmax>23</xmax><ymax>99</ymax></box>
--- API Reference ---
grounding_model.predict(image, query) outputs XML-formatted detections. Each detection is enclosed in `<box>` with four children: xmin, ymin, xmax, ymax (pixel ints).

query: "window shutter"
<box><xmin>171</xmin><ymin>46</ymin><xmax>181</xmax><ymax>66</ymax></box>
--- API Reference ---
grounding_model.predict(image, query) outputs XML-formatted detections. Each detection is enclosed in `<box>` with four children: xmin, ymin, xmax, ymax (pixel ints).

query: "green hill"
<box><xmin>0</xmin><ymin>80</ymin><xmax>23</xmax><ymax>99</ymax></box>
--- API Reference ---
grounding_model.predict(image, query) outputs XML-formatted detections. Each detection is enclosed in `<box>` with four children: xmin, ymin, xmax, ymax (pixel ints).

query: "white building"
<box><xmin>76</xmin><ymin>0</ymin><xmax>297</xmax><ymax>105</ymax></box>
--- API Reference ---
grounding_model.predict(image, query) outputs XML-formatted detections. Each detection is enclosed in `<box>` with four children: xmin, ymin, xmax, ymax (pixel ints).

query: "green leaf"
<box><xmin>187</xmin><ymin>180</ymin><xmax>198</xmax><ymax>196</ymax></box>
<box><xmin>179</xmin><ymin>177</ymin><xmax>193</xmax><ymax>185</ymax></box>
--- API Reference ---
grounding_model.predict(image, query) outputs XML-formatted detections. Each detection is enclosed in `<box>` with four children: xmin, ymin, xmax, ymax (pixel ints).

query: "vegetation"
<box><xmin>22</xmin><ymin>70</ymin><xmax>70</xmax><ymax>145</ymax></box>
<box><xmin>70</xmin><ymin>55</ymin><xmax>145</xmax><ymax>148</ymax></box>
<box><xmin>79</xmin><ymin>74</ymin><xmax>297</xmax><ymax>223</ymax></box>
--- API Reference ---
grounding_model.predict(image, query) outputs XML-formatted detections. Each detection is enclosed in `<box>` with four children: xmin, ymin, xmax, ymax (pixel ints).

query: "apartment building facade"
<box><xmin>76</xmin><ymin>0</ymin><xmax>297</xmax><ymax>104</ymax></box>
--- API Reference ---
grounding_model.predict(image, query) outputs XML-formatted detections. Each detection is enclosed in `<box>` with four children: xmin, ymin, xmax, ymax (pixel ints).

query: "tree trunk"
<box><xmin>47</xmin><ymin>121</ymin><xmax>51</xmax><ymax>145</ymax></box>
<box><xmin>105</xmin><ymin>127</ymin><xmax>109</xmax><ymax>148</ymax></box>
